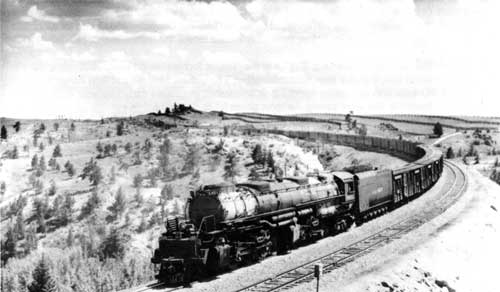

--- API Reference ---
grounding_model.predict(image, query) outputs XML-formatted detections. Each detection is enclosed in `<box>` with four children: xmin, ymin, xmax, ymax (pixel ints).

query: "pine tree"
<box><xmin>39</xmin><ymin>155</ymin><xmax>47</xmax><ymax>172</ymax></box>
<box><xmin>103</xmin><ymin>144</ymin><xmax>112</xmax><ymax>157</ymax></box>
<box><xmin>9</xmin><ymin>146</ymin><xmax>19</xmax><ymax>159</ymax></box>
<box><xmin>81</xmin><ymin>158</ymin><xmax>102</xmax><ymax>185</ymax></box>
<box><xmin>110</xmin><ymin>166</ymin><xmax>117</xmax><ymax>184</ymax></box>
<box><xmin>54</xmin><ymin>194</ymin><xmax>74</xmax><ymax>226</ymax></box>
<box><xmin>48</xmin><ymin>157</ymin><xmax>56</xmax><ymax>169</ymax></box>
<box><xmin>116</xmin><ymin>121</ymin><xmax>125</xmax><ymax>136</ymax></box>
<box><xmin>495</xmin><ymin>157</ymin><xmax>500</xmax><ymax>167</ymax></box>
<box><xmin>100</xmin><ymin>227</ymin><xmax>126</xmax><ymax>260</ymax></box>
<box><xmin>14</xmin><ymin>212</ymin><xmax>26</xmax><ymax>240</ymax></box>
<box><xmin>52</xmin><ymin>144</ymin><xmax>62</xmax><ymax>158</ymax></box>
<box><xmin>80</xmin><ymin>189</ymin><xmax>100</xmax><ymax>218</ymax></box>
<box><xmin>37</xmin><ymin>215</ymin><xmax>47</xmax><ymax>234</ymax></box>
<box><xmin>267</xmin><ymin>151</ymin><xmax>275</xmax><ymax>171</ymax></box>
<box><xmin>182</xmin><ymin>144</ymin><xmax>200</xmax><ymax>174</ymax></box>
<box><xmin>249</xmin><ymin>168</ymin><xmax>259</xmax><ymax>180</ymax></box>
<box><xmin>64</xmin><ymin>160</ymin><xmax>75</xmax><ymax>177</ymax></box>
<box><xmin>136</xmin><ymin>215</ymin><xmax>147</xmax><ymax>233</ymax></box>
<box><xmin>143</xmin><ymin>138</ymin><xmax>152</xmax><ymax>154</ymax></box>
<box><xmin>66</xmin><ymin>228</ymin><xmax>74</xmax><ymax>247</ymax></box>
<box><xmin>96</xmin><ymin>142</ymin><xmax>103</xmax><ymax>158</ymax></box>
<box><xmin>433</xmin><ymin>122</ymin><xmax>443</xmax><ymax>137</ymax></box>
<box><xmin>39</xmin><ymin>142</ymin><xmax>45</xmax><ymax>152</ymax></box>
<box><xmin>32</xmin><ymin>154</ymin><xmax>39</xmax><ymax>169</ymax></box>
<box><xmin>134</xmin><ymin>188</ymin><xmax>143</xmax><ymax>205</ymax></box>
<box><xmin>47</xmin><ymin>180</ymin><xmax>57</xmax><ymax>196</ymax></box>
<box><xmin>147</xmin><ymin>168</ymin><xmax>158</xmax><ymax>187</ymax></box>
<box><xmin>36</xmin><ymin>179</ymin><xmax>45</xmax><ymax>194</ymax></box>
<box><xmin>158</xmin><ymin>139</ymin><xmax>171</xmax><ymax>180</ymax></box>
<box><xmin>130</xmin><ymin>150</ymin><xmax>141</xmax><ymax>166</ymax></box>
<box><xmin>1</xmin><ymin>125</ymin><xmax>7</xmax><ymax>140</ymax></box>
<box><xmin>125</xmin><ymin>142</ymin><xmax>132</xmax><ymax>153</ymax></box>
<box><xmin>53</xmin><ymin>122</ymin><xmax>59</xmax><ymax>131</ymax></box>
<box><xmin>251</xmin><ymin>144</ymin><xmax>264</xmax><ymax>165</ymax></box>
<box><xmin>133</xmin><ymin>174</ymin><xmax>143</xmax><ymax>188</ymax></box>
<box><xmin>490</xmin><ymin>169</ymin><xmax>497</xmax><ymax>180</ymax></box>
<box><xmin>33</xmin><ymin>196</ymin><xmax>49</xmax><ymax>223</ymax></box>
<box><xmin>223</xmin><ymin>151</ymin><xmax>240</xmax><ymax>183</ymax></box>
<box><xmin>109</xmin><ymin>187</ymin><xmax>126</xmax><ymax>219</ymax></box>
<box><xmin>13</xmin><ymin>121</ymin><xmax>21</xmax><ymax>132</ymax></box>
<box><xmin>70</xmin><ymin>122</ymin><xmax>75</xmax><ymax>131</ymax></box>
<box><xmin>213</xmin><ymin>139</ymin><xmax>224</xmax><ymax>154</ymax></box>
<box><xmin>0</xmin><ymin>181</ymin><xmax>6</xmax><ymax>195</ymax></box>
<box><xmin>446</xmin><ymin>147</ymin><xmax>455</xmax><ymax>159</ymax></box>
<box><xmin>160</xmin><ymin>184</ymin><xmax>174</xmax><ymax>202</ymax></box>
<box><xmin>1</xmin><ymin>228</ymin><xmax>17</xmax><ymax>265</ymax></box>
<box><xmin>28</xmin><ymin>256</ymin><xmax>57</xmax><ymax>292</ymax></box>
<box><xmin>25</xmin><ymin>224</ymin><xmax>38</xmax><ymax>254</ymax></box>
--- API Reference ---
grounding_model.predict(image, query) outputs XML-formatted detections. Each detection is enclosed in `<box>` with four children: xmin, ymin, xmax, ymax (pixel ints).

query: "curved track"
<box><xmin>233</xmin><ymin>160</ymin><xmax>467</xmax><ymax>292</ymax></box>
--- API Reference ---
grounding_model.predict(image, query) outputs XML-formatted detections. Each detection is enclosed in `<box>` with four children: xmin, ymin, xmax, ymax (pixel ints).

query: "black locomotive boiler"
<box><xmin>151</xmin><ymin>132</ymin><xmax>443</xmax><ymax>284</ymax></box>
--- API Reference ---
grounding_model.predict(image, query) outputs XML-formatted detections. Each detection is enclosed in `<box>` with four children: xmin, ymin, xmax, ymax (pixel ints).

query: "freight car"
<box><xmin>151</xmin><ymin>133</ymin><xmax>443</xmax><ymax>284</ymax></box>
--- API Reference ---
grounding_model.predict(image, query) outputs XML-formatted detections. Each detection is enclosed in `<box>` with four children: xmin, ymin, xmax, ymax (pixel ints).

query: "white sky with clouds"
<box><xmin>1</xmin><ymin>0</ymin><xmax>499</xmax><ymax>119</ymax></box>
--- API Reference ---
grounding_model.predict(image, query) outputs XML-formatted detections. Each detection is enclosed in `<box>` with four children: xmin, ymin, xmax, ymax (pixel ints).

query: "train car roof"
<box><xmin>354</xmin><ymin>169</ymin><xmax>392</xmax><ymax>179</ymax></box>
<box><xmin>393</xmin><ymin>145</ymin><xmax>442</xmax><ymax>174</ymax></box>
<box><xmin>332</xmin><ymin>171</ymin><xmax>354</xmax><ymax>181</ymax></box>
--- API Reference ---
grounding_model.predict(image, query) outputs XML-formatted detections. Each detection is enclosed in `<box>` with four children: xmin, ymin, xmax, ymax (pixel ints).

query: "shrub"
<box><xmin>446</xmin><ymin>147</ymin><xmax>455</xmax><ymax>159</ymax></box>
<box><xmin>133</xmin><ymin>174</ymin><xmax>143</xmax><ymax>188</ymax></box>
<box><xmin>433</xmin><ymin>122</ymin><xmax>443</xmax><ymax>137</ymax></box>
<box><xmin>99</xmin><ymin>227</ymin><xmax>127</xmax><ymax>260</ymax></box>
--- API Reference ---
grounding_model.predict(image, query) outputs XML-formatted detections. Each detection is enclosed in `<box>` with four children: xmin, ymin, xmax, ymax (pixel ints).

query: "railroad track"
<box><xmin>124</xmin><ymin>282</ymin><xmax>181</xmax><ymax>292</ymax></box>
<box><xmin>234</xmin><ymin>160</ymin><xmax>467</xmax><ymax>292</ymax></box>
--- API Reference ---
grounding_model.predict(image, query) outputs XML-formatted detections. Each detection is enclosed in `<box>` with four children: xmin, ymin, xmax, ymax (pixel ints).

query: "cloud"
<box><xmin>17</xmin><ymin>33</ymin><xmax>55</xmax><ymax>50</ymax></box>
<box><xmin>74</xmin><ymin>23</ymin><xmax>160</xmax><ymax>41</ymax></box>
<box><xmin>80</xmin><ymin>1</ymin><xmax>248</xmax><ymax>41</ymax></box>
<box><xmin>20</xmin><ymin>5</ymin><xmax>60</xmax><ymax>23</ymax></box>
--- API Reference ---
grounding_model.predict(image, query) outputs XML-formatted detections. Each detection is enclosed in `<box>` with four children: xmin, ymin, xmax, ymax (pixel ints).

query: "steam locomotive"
<box><xmin>151</xmin><ymin>131</ymin><xmax>443</xmax><ymax>284</ymax></box>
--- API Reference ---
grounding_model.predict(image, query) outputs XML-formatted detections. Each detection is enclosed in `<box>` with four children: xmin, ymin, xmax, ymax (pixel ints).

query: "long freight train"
<box><xmin>151</xmin><ymin>131</ymin><xmax>443</xmax><ymax>283</ymax></box>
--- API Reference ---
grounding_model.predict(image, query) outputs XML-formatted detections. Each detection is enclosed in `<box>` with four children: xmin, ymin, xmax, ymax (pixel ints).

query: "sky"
<box><xmin>0</xmin><ymin>0</ymin><xmax>499</xmax><ymax>119</ymax></box>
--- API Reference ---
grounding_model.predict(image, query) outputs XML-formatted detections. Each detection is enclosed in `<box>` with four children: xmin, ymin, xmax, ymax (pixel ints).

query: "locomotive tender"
<box><xmin>151</xmin><ymin>131</ymin><xmax>443</xmax><ymax>283</ymax></box>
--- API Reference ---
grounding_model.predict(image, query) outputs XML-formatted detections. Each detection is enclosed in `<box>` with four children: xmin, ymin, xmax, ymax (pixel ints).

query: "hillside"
<box><xmin>0</xmin><ymin>113</ymin><xmax>407</xmax><ymax>292</ymax></box>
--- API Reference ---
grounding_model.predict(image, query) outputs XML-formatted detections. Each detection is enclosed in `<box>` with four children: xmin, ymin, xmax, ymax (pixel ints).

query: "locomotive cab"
<box><xmin>332</xmin><ymin>172</ymin><xmax>356</xmax><ymax>202</ymax></box>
